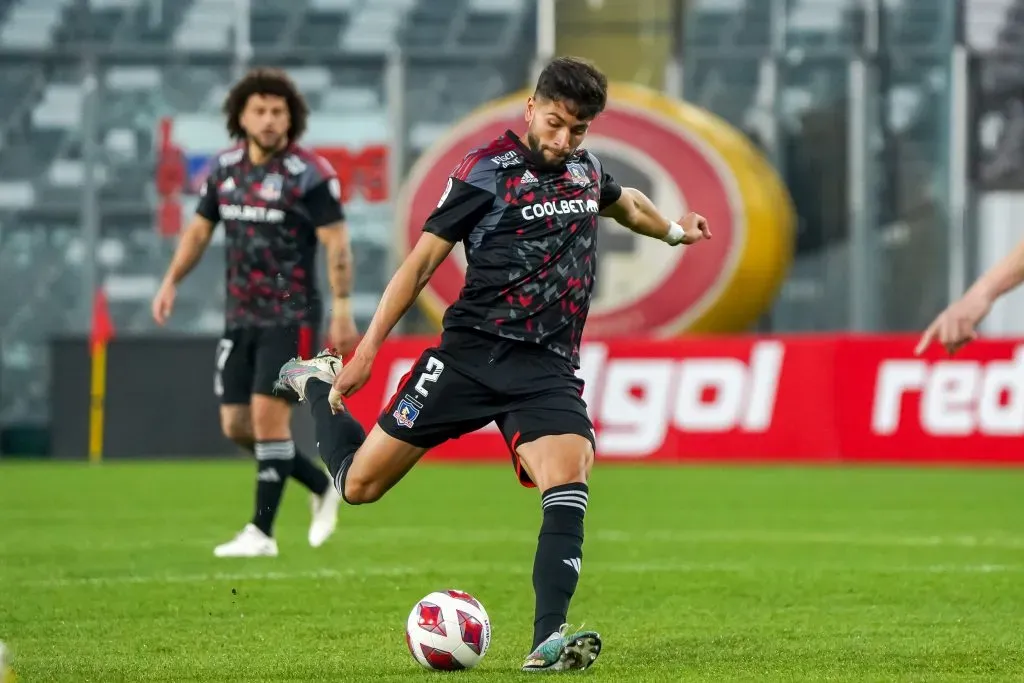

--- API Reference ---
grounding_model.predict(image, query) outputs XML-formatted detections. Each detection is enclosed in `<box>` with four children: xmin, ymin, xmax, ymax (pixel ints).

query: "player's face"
<box><xmin>240</xmin><ymin>94</ymin><xmax>290</xmax><ymax>153</ymax></box>
<box><xmin>524</xmin><ymin>96</ymin><xmax>592</xmax><ymax>167</ymax></box>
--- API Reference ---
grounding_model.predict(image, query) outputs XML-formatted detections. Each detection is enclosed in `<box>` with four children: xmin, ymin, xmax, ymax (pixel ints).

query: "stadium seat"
<box><xmin>0</xmin><ymin>0</ymin><xmax>70</xmax><ymax>48</ymax></box>
<box><xmin>173</xmin><ymin>0</ymin><xmax>234</xmax><ymax>50</ymax></box>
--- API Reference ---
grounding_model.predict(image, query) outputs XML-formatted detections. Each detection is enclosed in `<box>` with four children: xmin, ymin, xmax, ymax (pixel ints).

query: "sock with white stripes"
<box><xmin>231</xmin><ymin>438</ymin><xmax>329</xmax><ymax>497</ymax></box>
<box><xmin>531</xmin><ymin>482</ymin><xmax>588</xmax><ymax>649</ymax></box>
<box><xmin>252</xmin><ymin>440</ymin><xmax>296</xmax><ymax>536</ymax></box>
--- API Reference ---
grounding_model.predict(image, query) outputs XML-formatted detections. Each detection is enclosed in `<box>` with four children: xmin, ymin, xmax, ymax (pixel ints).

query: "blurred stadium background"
<box><xmin>1</xmin><ymin>0</ymin><xmax>1024</xmax><ymax>460</ymax></box>
<box><xmin>2</xmin><ymin>2</ymin><xmax>1024</xmax><ymax>681</ymax></box>
<box><xmin>0</xmin><ymin>2</ymin><xmax>1019</xmax><ymax>450</ymax></box>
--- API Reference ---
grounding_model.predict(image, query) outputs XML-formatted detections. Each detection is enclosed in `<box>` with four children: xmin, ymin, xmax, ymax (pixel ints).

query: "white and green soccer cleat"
<box><xmin>521</xmin><ymin>624</ymin><xmax>602</xmax><ymax>672</ymax></box>
<box><xmin>0</xmin><ymin>640</ymin><xmax>13</xmax><ymax>683</ymax></box>
<box><xmin>274</xmin><ymin>349</ymin><xmax>341</xmax><ymax>403</ymax></box>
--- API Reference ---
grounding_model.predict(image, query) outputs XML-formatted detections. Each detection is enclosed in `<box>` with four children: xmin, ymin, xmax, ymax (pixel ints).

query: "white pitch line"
<box><xmin>335</xmin><ymin>527</ymin><xmax>1024</xmax><ymax>550</ymax></box>
<box><xmin>17</xmin><ymin>562</ymin><xmax>1024</xmax><ymax>589</ymax></box>
<box><xmin>21</xmin><ymin>567</ymin><xmax>417</xmax><ymax>588</ymax></box>
<box><xmin>593</xmin><ymin>529</ymin><xmax>1024</xmax><ymax>550</ymax></box>
<box><xmin>3</xmin><ymin>527</ymin><xmax>1024</xmax><ymax>555</ymax></box>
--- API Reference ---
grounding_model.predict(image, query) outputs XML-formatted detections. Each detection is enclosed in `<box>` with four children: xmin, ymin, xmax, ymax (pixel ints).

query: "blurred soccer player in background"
<box><xmin>152</xmin><ymin>68</ymin><xmax>359</xmax><ymax>557</ymax></box>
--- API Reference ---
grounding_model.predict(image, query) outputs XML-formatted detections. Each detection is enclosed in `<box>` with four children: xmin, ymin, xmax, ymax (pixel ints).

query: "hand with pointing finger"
<box><xmin>915</xmin><ymin>292</ymin><xmax>992</xmax><ymax>357</ymax></box>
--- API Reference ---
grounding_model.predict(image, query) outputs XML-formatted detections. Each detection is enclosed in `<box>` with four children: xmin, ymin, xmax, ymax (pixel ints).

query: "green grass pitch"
<box><xmin>1</xmin><ymin>460</ymin><xmax>1022</xmax><ymax>681</ymax></box>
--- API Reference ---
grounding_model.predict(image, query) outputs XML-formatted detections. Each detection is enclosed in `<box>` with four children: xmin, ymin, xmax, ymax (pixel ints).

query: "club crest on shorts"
<box><xmin>393</xmin><ymin>395</ymin><xmax>422</xmax><ymax>428</ymax></box>
<box><xmin>565</xmin><ymin>162</ymin><xmax>590</xmax><ymax>187</ymax></box>
<box><xmin>259</xmin><ymin>173</ymin><xmax>284</xmax><ymax>201</ymax></box>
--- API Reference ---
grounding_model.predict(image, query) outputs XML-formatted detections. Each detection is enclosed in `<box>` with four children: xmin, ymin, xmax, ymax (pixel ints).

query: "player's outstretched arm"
<box><xmin>360</xmin><ymin>233</ymin><xmax>455</xmax><ymax>355</ymax></box>
<box><xmin>916</xmin><ymin>236</ymin><xmax>1024</xmax><ymax>356</ymax></box>
<box><xmin>599</xmin><ymin>187</ymin><xmax>710</xmax><ymax>245</ymax></box>
<box><xmin>330</xmin><ymin>233</ymin><xmax>456</xmax><ymax>401</ymax></box>
<box><xmin>152</xmin><ymin>215</ymin><xmax>215</xmax><ymax>325</ymax></box>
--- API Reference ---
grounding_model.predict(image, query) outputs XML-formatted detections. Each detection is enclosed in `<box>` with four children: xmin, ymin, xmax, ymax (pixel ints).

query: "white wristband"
<box><xmin>664</xmin><ymin>221</ymin><xmax>685</xmax><ymax>246</ymax></box>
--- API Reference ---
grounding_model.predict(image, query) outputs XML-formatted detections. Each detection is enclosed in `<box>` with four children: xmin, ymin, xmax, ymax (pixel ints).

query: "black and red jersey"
<box><xmin>196</xmin><ymin>143</ymin><xmax>345</xmax><ymax>329</ymax></box>
<box><xmin>422</xmin><ymin>130</ymin><xmax>622</xmax><ymax>367</ymax></box>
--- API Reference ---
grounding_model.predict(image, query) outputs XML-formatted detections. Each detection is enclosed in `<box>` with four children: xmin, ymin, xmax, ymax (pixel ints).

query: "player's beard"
<box><xmin>525</xmin><ymin>131</ymin><xmax>570</xmax><ymax>169</ymax></box>
<box><xmin>249</xmin><ymin>132</ymin><xmax>286</xmax><ymax>156</ymax></box>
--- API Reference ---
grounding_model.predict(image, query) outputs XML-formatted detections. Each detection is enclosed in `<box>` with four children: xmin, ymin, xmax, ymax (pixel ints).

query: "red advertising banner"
<box><xmin>833</xmin><ymin>337</ymin><xmax>1024</xmax><ymax>464</ymax></box>
<box><xmin>341</xmin><ymin>335</ymin><xmax>1024</xmax><ymax>466</ymax></box>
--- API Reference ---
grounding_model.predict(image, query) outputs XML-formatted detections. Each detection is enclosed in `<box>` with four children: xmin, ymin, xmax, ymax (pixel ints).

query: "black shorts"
<box><xmin>215</xmin><ymin>323</ymin><xmax>317</xmax><ymax>404</ymax></box>
<box><xmin>376</xmin><ymin>330</ymin><xmax>595</xmax><ymax>487</ymax></box>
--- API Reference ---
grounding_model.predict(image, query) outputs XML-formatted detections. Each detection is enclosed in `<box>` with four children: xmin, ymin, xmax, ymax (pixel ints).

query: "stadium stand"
<box><xmin>682</xmin><ymin>0</ymin><xmax>1009</xmax><ymax>333</ymax></box>
<box><xmin>0</xmin><ymin>0</ymin><xmax>532</xmax><ymax>423</ymax></box>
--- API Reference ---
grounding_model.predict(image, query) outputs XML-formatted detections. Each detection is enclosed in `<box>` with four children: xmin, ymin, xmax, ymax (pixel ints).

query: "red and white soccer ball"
<box><xmin>405</xmin><ymin>589</ymin><xmax>491</xmax><ymax>671</ymax></box>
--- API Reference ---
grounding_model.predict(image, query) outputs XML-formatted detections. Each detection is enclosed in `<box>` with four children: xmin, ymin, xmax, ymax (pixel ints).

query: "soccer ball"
<box><xmin>405</xmin><ymin>589</ymin><xmax>491</xmax><ymax>670</ymax></box>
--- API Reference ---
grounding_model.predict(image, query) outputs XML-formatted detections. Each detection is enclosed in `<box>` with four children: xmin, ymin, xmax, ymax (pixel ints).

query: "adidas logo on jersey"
<box><xmin>520</xmin><ymin>170</ymin><xmax>538</xmax><ymax>186</ymax></box>
<box><xmin>283</xmin><ymin>154</ymin><xmax>307</xmax><ymax>175</ymax></box>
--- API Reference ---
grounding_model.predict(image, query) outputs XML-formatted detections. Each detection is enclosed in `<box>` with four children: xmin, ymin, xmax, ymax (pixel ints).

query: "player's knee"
<box><xmin>553</xmin><ymin>439</ymin><xmax>594</xmax><ymax>485</ymax></box>
<box><xmin>343</xmin><ymin>474</ymin><xmax>386</xmax><ymax>505</ymax></box>
<box><xmin>250</xmin><ymin>395</ymin><xmax>291</xmax><ymax>440</ymax></box>
<box><xmin>220</xmin><ymin>412</ymin><xmax>251</xmax><ymax>444</ymax></box>
<box><xmin>524</xmin><ymin>436</ymin><xmax>594</xmax><ymax>489</ymax></box>
<box><xmin>572</xmin><ymin>441</ymin><xmax>595</xmax><ymax>481</ymax></box>
<box><xmin>544</xmin><ymin>438</ymin><xmax>593</xmax><ymax>485</ymax></box>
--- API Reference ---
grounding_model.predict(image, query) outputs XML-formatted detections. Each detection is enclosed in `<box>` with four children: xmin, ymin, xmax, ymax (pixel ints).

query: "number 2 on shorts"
<box><xmin>413</xmin><ymin>356</ymin><xmax>445</xmax><ymax>397</ymax></box>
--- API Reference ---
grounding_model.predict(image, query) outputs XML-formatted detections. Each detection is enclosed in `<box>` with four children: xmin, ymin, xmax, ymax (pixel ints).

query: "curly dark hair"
<box><xmin>534</xmin><ymin>56</ymin><xmax>608</xmax><ymax>120</ymax></box>
<box><xmin>222</xmin><ymin>68</ymin><xmax>309</xmax><ymax>142</ymax></box>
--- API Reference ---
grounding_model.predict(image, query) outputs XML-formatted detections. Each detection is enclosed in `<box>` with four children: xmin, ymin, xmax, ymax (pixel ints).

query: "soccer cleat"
<box><xmin>521</xmin><ymin>624</ymin><xmax>602</xmax><ymax>673</ymax></box>
<box><xmin>274</xmin><ymin>349</ymin><xmax>341</xmax><ymax>403</ymax></box>
<box><xmin>0</xmin><ymin>640</ymin><xmax>13</xmax><ymax>683</ymax></box>
<box><xmin>308</xmin><ymin>485</ymin><xmax>341</xmax><ymax>548</ymax></box>
<box><xmin>213</xmin><ymin>523</ymin><xmax>279</xmax><ymax>558</ymax></box>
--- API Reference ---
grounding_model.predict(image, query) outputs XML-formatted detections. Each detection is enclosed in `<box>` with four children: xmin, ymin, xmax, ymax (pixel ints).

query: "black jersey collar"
<box><xmin>505</xmin><ymin>129</ymin><xmax>540</xmax><ymax>165</ymax></box>
<box><xmin>244</xmin><ymin>141</ymin><xmax>293</xmax><ymax>166</ymax></box>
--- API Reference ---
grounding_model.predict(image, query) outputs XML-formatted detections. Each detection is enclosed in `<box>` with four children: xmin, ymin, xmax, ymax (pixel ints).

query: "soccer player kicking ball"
<box><xmin>275</xmin><ymin>57</ymin><xmax>711</xmax><ymax>672</ymax></box>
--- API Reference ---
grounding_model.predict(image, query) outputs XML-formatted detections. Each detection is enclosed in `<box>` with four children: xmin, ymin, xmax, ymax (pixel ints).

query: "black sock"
<box><xmin>532</xmin><ymin>482</ymin><xmax>588</xmax><ymax>650</ymax></box>
<box><xmin>305</xmin><ymin>379</ymin><xmax>366</xmax><ymax>504</ymax></box>
<box><xmin>251</xmin><ymin>440</ymin><xmax>296</xmax><ymax>536</ymax></box>
<box><xmin>232</xmin><ymin>434</ymin><xmax>329</xmax><ymax>497</ymax></box>
<box><xmin>290</xmin><ymin>451</ymin><xmax>330</xmax><ymax>496</ymax></box>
